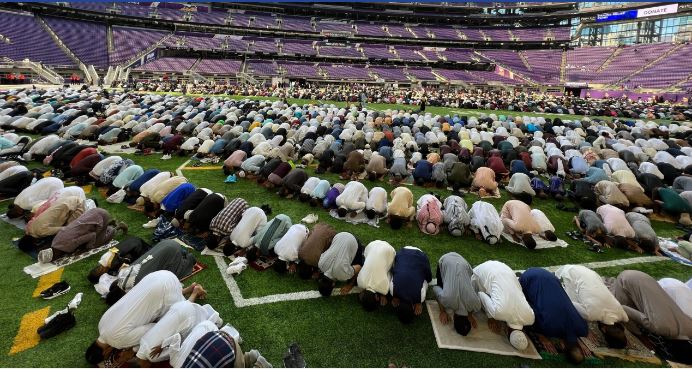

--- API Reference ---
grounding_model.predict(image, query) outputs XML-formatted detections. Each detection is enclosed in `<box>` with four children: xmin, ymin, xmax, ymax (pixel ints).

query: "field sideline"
<box><xmin>0</xmin><ymin>94</ymin><xmax>689</xmax><ymax>367</ymax></box>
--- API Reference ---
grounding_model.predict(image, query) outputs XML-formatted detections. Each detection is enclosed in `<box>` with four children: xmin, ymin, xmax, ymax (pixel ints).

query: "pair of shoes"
<box><xmin>226</xmin><ymin>257</ymin><xmax>248</xmax><ymax>275</ymax></box>
<box><xmin>566</xmin><ymin>231</ymin><xmax>583</xmax><ymax>241</ymax></box>
<box><xmin>44</xmin><ymin>292</ymin><xmax>82</xmax><ymax>322</ymax></box>
<box><xmin>37</xmin><ymin>311</ymin><xmax>75</xmax><ymax>339</ymax></box>
<box><xmin>161</xmin><ymin>154</ymin><xmax>172</xmax><ymax>160</ymax></box>
<box><xmin>37</xmin><ymin>248</ymin><xmax>54</xmax><ymax>264</ymax></box>
<box><xmin>40</xmin><ymin>281</ymin><xmax>70</xmax><ymax>299</ymax></box>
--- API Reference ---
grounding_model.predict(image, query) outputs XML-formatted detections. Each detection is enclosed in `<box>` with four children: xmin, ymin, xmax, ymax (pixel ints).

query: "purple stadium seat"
<box><xmin>0</xmin><ymin>11</ymin><xmax>74</xmax><ymax>67</ymax></box>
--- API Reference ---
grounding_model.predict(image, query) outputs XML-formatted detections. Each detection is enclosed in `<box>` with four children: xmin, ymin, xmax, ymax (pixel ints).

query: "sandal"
<box><xmin>587</xmin><ymin>244</ymin><xmax>604</xmax><ymax>253</ymax></box>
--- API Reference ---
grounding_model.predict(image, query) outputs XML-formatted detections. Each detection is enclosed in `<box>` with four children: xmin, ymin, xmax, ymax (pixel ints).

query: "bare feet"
<box><xmin>340</xmin><ymin>284</ymin><xmax>354</xmax><ymax>295</ymax></box>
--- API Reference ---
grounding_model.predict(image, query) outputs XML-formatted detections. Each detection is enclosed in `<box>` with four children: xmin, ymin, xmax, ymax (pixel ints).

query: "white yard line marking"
<box><xmin>215</xmin><ymin>254</ymin><xmax>669</xmax><ymax>308</ymax></box>
<box><xmin>176</xmin><ymin>159</ymin><xmax>191</xmax><ymax>176</ymax></box>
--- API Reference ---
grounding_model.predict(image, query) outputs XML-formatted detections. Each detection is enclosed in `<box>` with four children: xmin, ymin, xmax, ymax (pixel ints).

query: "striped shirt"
<box><xmin>209</xmin><ymin>198</ymin><xmax>249</xmax><ymax>237</ymax></box>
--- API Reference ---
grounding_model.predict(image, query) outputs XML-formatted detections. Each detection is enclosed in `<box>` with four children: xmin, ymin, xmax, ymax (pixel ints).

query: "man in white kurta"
<box><xmin>274</xmin><ymin>224</ymin><xmax>309</xmax><ymax>263</ymax></box>
<box><xmin>468</xmin><ymin>201</ymin><xmax>503</xmax><ymax>245</ymax></box>
<box><xmin>136</xmin><ymin>301</ymin><xmax>222</xmax><ymax>363</ymax></box>
<box><xmin>357</xmin><ymin>240</ymin><xmax>396</xmax><ymax>310</ymax></box>
<box><xmin>229</xmin><ymin>207</ymin><xmax>267</xmax><ymax>249</ymax></box>
<box><xmin>555</xmin><ymin>265</ymin><xmax>628</xmax><ymax>324</ymax></box>
<box><xmin>13</xmin><ymin>176</ymin><xmax>63</xmax><ymax>211</ymax></box>
<box><xmin>168</xmin><ymin>320</ymin><xmax>231</xmax><ymax>368</ymax></box>
<box><xmin>472</xmin><ymin>260</ymin><xmax>535</xmax><ymax>350</ymax></box>
<box><xmin>365</xmin><ymin>187</ymin><xmax>387</xmax><ymax>218</ymax></box>
<box><xmin>139</xmin><ymin>171</ymin><xmax>172</xmax><ymax>199</ymax></box>
<box><xmin>89</xmin><ymin>155</ymin><xmax>122</xmax><ymax>180</ymax></box>
<box><xmin>336</xmin><ymin>181</ymin><xmax>369</xmax><ymax>215</ymax></box>
<box><xmin>95</xmin><ymin>271</ymin><xmax>185</xmax><ymax>354</ymax></box>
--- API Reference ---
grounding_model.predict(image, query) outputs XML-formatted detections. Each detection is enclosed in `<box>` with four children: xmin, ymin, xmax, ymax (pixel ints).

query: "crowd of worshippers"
<box><xmin>2</xmin><ymin>86</ymin><xmax>692</xmax><ymax>253</ymax></box>
<box><xmin>0</xmin><ymin>88</ymin><xmax>691</xmax><ymax>365</ymax></box>
<box><xmin>124</xmin><ymin>81</ymin><xmax>692</xmax><ymax>121</ymax></box>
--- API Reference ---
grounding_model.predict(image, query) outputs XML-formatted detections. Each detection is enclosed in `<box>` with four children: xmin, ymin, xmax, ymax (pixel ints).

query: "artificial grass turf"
<box><xmin>0</xmin><ymin>100</ymin><xmax>690</xmax><ymax>366</ymax></box>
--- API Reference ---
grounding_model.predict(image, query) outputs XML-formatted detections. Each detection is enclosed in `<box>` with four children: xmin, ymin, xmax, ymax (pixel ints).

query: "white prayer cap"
<box><xmin>510</xmin><ymin>330</ymin><xmax>529</xmax><ymax>351</ymax></box>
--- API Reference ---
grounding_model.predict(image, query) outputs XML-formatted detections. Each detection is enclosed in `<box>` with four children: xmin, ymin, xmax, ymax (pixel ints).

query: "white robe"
<box><xmin>555</xmin><ymin>265</ymin><xmax>628</xmax><ymax>325</ymax></box>
<box><xmin>472</xmin><ymin>261</ymin><xmax>535</xmax><ymax>330</ymax></box>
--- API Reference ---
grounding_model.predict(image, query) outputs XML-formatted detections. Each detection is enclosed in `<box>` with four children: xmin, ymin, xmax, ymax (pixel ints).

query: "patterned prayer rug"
<box><xmin>580</xmin><ymin>322</ymin><xmax>660</xmax><ymax>365</ymax></box>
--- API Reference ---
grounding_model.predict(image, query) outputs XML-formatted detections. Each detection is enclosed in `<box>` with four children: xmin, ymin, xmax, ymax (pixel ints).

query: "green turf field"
<box><xmin>0</xmin><ymin>97</ymin><xmax>689</xmax><ymax>367</ymax></box>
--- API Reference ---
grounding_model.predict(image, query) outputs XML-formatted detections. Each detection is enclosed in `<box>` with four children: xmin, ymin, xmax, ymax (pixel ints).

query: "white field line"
<box><xmin>176</xmin><ymin>159</ymin><xmax>191</xmax><ymax>176</ymax></box>
<box><xmin>214</xmin><ymin>255</ymin><xmax>669</xmax><ymax>308</ymax></box>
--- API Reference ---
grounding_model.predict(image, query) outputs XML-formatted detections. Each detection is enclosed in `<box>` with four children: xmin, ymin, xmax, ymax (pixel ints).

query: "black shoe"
<box><xmin>37</xmin><ymin>312</ymin><xmax>76</xmax><ymax>339</ymax></box>
<box><xmin>283</xmin><ymin>343</ymin><xmax>306</xmax><ymax>368</ymax></box>
<box><xmin>40</xmin><ymin>281</ymin><xmax>70</xmax><ymax>300</ymax></box>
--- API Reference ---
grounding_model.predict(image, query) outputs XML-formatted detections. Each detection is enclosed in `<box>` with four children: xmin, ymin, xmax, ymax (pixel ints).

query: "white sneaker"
<box><xmin>301</xmin><ymin>214</ymin><xmax>318</xmax><ymax>224</ymax></box>
<box><xmin>44</xmin><ymin>292</ymin><xmax>83</xmax><ymax>324</ymax></box>
<box><xmin>143</xmin><ymin>217</ymin><xmax>160</xmax><ymax>228</ymax></box>
<box><xmin>67</xmin><ymin>292</ymin><xmax>83</xmax><ymax>311</ymax></box>
<box><xmin>226</xmin><ymin>263</ymin><xmax>247</xmax><ymax>275</ymax></box>
<box><xmin>229</xmin><ymin>256</ymin><xmax>248</xmax><ymax>266</ymax></box>
<box><xmin>161</xmin><ymin>154</ymin><xmax>172</xmax><ymax>160</ymax></box>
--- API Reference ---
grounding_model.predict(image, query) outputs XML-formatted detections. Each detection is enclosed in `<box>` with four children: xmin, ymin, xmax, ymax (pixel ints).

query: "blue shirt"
<box><xmin>161</xmin><ymin>183</ymin><xmax>196</xmax><ymax>213</ymax></box>
<box><xmin>391</xmin><ymin>247</ymin><xmax>432</xmax><ymax>304</ymax></box>
<box><xmin>128</xmin><ymin>169</ymin><xmax>160</xmax><ymax>193</ymax></box>
<box><xmin>569</xmin><ymin>157</ymin><xmax>589</xmax><ymax>174</ymax></box>
<box><xmin>413</xmin><ymin>160</ymin><xmax>433</xmax><ymax>181</ymax></box>
<box><xmin>519</xmin><ymin>268</ymin><xmax>588</xmax><ymax>343</ymax></box>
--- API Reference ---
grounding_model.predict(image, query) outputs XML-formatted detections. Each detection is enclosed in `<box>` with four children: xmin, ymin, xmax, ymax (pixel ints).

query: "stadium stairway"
<box><xmin>595</xmin><ymin>46</ymin><xmax>622</xmax><ymax>73</ymax></box>
<box><xmin>121</xmin><ymin>32</ymin><xmax>173</xmax><ymax>69</ymax></box>
<box><xmin>106</xmin><ymin>25</ymin><xmax>114</xmax><ymax>54</ymax></box>
<box><xmin>474</xmin><ymin>50</ymin><xmax>539</xmax><ymax>87</ymax></box>
<box><xmin>608</xmin><ymin>43</ymin><xmax>687</xmax><ymax>89</ymax></box>
<box><xmin>478</xmin><ymin>29</ymin><xmax>489</xmax><ymax>41</ymax></box>
<box><xmin>518</xmin><ymin>51</ymin><xmax>532</xmax><ymax>71</ymax></box>
<box><xmin>36</xmin><ymin>16</ymin><xmax>93</xmax><ymax>85</ymax></box>
<box><xmin>559</xmin><ymin>50</ymin><xmax>567</xmax><ymax>84</ymax></box>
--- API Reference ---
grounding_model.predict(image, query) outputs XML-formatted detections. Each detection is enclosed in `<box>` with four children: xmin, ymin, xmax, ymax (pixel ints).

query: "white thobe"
<box><xmin>336</xmin><ymin>181</ymin><xmax>369</xmax><ymax>212</ymax></box>
<box><xmin>472</xmin><ymin>261</ymin><xmax>535</xmax><ymax>330</ymax></box>
<box><xmin>97</xmin><ymin>271</ymin><xmax>184</xmax><ymax>349</ymax></box>
<box><xmin>366</xmin><ymin>187</ymin><xmax>388</xmax><ymax>214</ymax></box>
<box><xmin>274</xmin><ymin>224</ymin><xmax>309</xmax><ymax>262</ymax></box>
<box><xmin>14</xmin><ymin>177</ymin><xmax>63</xmax><ymax>210</ymax></box>
<box><xmin>230</xmin><ymin>207</ymin><xmax>267</xmax><ymax>248</ymax></box>
<box><xmin>555</xmin><ymin>265</ymin><xmax>628</xmax><ymax>325</ymax></box>
<box><xmin>140</xmin><ymin>172</ymin><xmax>172</xmax><ymax>198</ymax></box>
<box><xmin>357</xmin><ymin>241</ymin><xmax>396</xmax><ymax>295</ymax></box>
<box><xmin>136</xmin><ymin>301</ymin><xmax>220</xmax><ymax>362</ymax></box>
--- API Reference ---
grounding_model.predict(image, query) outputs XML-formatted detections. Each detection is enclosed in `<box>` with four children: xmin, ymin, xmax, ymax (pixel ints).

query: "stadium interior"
<box><xmin>1</xmin><ymin>2</ymin><xmax>692</xmax><ymax>368</ymax></box>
